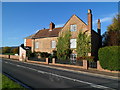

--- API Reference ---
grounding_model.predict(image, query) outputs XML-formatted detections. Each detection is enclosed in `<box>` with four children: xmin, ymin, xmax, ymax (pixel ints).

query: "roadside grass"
<box><xmin>2</xmin><ymin>74</ymin><xmax>26</xmax><ymax>89</ymax></box>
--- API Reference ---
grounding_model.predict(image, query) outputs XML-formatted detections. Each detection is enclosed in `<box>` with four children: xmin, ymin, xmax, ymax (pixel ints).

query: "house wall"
<box><xmin>34</xmin><ymin>37</ymin><xmax>58</xmax><ymax>53</ymax></box>
<box><xmin>91</xmin><ymin>30</ymin><xmax>102</xmax><ymax>59</ymax></box>
<box><xmin>59</xmin><ymin>15</ymin><xmax>88</xmax><ymax>39</ymax></box>
<box><xmin>26</xmin><ymin>39</ymin><xmax>32</xmax><ymax>47</ymax></box>
<box><xmin>59</xmin><ymin>15</ymin><xmax>89</xmax><ymax>54</ymax></box>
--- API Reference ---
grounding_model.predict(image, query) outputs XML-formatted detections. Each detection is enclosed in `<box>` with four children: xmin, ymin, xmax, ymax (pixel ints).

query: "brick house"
<box><xmin>24</xmin><ymin>34</ymin><xmax>35</xmax><ymax>47</ymax></box>
<box><xmin>24</xmin><ymin>9</ymin><xmax>101</xmax><ymax>59</ymax></box>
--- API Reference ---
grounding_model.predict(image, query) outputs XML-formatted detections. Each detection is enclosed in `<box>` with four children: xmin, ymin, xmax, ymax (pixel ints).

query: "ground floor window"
<box><xmin>51</xmin><ymin>40</ymin><xmax>56</xmax><ymax>48</ymax></box>
<box><xmin>35</xmin><ymin>41</ymin><xmax>39</xmax><ymax>49</ymax></box>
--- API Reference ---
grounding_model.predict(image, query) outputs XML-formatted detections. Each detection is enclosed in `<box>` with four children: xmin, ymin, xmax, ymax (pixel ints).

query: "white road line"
<box><xmin>23</xmin><ymin>61</ymin><xmax>119</xmax><ymax>80</ymax></box>
<box><xmin>3</xmin><ymin>59</ymin><xmax>119</xmax><ymax>80</ymax></box>
<box><xmin>4</xmin><ymin>61</ymin><xmax>114</xmax><ymax>89</ymax></box>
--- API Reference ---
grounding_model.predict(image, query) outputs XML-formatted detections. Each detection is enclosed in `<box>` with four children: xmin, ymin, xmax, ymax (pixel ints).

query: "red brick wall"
<box><xmin>26</xmin><ymin>39</ymin><xmax>32</xmax><ymax>47</ymax></box>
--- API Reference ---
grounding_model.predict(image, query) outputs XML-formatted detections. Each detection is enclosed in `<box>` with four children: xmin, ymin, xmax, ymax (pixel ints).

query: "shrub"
<box><xmin>98</xmin><ymin>46</ymin><xmax>120</xmax><ymax>71</ymax></box>
<box><xmin>52</xmin><ymin>50</ymin><xmax>57</xmax><ymax>58</ymax></box>
<box><xmin>40</xmin><ymin>52</ymin><xmax>51</xmax><ymax>58</ymax></box>
<box><xmin>56</xmin><ymin>31</ymin><xmax>72</xmax><ymax>60</ymax></box>
<box><xmin>77</xmin><ymin>31</ymin><xmax>91</xmax><ymax>57</ymax></box>
<box><xmin>26</xmin><ymin>50</ymin><xmax>35</xmax><ymax>57</ymax></box>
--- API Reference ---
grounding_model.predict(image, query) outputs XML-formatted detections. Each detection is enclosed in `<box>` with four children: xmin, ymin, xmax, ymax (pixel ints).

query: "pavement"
<box><xmin>2</xmin><ymin>58</ymin><xmax>120</xmax><ymax>89</ymax></box>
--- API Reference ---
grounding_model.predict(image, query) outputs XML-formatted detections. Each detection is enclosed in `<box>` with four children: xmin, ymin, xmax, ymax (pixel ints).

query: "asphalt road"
<box><xmin>1</xmin><ymin>58</ymin><xmax>119</xmax><ymax>89</ymax></box>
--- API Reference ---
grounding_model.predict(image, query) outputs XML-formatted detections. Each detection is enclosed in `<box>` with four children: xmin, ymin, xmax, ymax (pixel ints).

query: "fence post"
<box><xmin>8</xmin><ymin>55</ymin><xmax>10</xmax><ymax>59</ymax></box>
<box><xmin>52</xmin><ymin>58</ymin><xmax>55</xmax><ymax>64</ymax></box>
<box><xmin>46</xmin><ymin>58</ymin><xmax>49</xmax><ymax>64</ymax></box>
<box><xmin>83</xmin><ymin>60</ymin><xmax>88</xmax><ymax>69</ymax></box>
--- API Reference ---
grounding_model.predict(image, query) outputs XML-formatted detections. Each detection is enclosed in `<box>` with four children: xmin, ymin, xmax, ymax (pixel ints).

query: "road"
<box><xmin>1</xmin><ymin>58</ymin><xmax>119</xmax><ymax>89</ymax></box>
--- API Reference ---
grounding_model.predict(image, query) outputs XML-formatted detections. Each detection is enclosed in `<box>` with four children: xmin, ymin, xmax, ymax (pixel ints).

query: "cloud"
<box><xmin>55</xmin><ymin>24</ymin><xmax>64</xmax><ymax>28</ymax></box>
<box><xmin>93</xmin><ymin>12</ymin><xmax>118</xmax><ymax>25</ymax></box>
<box><xmin>100</xmin><ymin>17</ymin><xmax>112</xmax><ymax>23</ymax></box>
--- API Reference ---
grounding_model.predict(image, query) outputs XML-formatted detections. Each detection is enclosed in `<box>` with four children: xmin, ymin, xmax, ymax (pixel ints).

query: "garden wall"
<box><xmin>0</xmin><ymin>54</ymin><xmax>19</xmax><ymax>60</ymax></box>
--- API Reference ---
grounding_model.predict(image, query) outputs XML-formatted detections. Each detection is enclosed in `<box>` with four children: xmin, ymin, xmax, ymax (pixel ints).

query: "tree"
<box><xmin>56</xmin><ymin>31</ymin><xmax>72</xmax><ymax>60</ymax></box>
<box><xmin>2</xmin><ymin>47</ymin><xmax>11</xmax><ymax>54</ymax></box>
<box><xmin>107</xmin><ymin>14</ymin><xmax>120</xmax><ymax>31</ymax></box>
<box><xmin>102</xmin><ymin>14</ymin><xmax>120</xmax><ymax>46</ymax></box>
<box><xmin>12</xmin><ymin>47</ymin><xmax>19</xmax><ymax>54</ymax></box>
<box><xmin>76</xmin><ymin>32</ymin><xmax>91</xmax><ymax>57</ymax></box>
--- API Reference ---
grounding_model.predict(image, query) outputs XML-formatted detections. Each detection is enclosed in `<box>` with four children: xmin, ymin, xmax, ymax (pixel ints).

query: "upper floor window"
<box><xmin>51</xmin><ymin>40</ymin><xmax>56</xmax><ymax>48</ymax></box>
<box><xmin>70</xmin><ymin>39</ymin><xmax>76</xmax><ymax>48</ymax></box>
<box><xmin>35</xmin><ymin>41</ymin><xmax>39</xmax><ymax>49</ymax></box>
<box><xmin>70</xmin><ymin>24</ymin><xmax>77</xmax><ymax>32</ymax></box>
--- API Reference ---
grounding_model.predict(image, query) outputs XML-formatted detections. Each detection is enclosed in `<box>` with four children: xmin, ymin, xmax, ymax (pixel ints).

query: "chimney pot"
<box><xmin>97</xmin><ymin>19</ymin><xmax>101</xmax><ymax>35</ymax></box>
<box><xmin>49</xmin><ymin>22</ymin><xmax>55</xmax><ymax>31</ymax></box>
<box><xmin>88</xmin><ymin>9</ymin><xmax>92</xmax><ymax>13</ymax></box>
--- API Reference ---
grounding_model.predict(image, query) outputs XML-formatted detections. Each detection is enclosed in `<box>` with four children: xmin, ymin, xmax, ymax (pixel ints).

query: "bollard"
<box><xmin>46</xmin><ymin>58</ymin><xmax>49</xmax><ymax>64</ymax></box>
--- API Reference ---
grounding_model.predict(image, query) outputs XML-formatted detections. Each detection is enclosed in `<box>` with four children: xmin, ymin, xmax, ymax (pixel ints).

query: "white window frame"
<box><xmin>70</xmin><ymin>24</ymin><xmax>77</xmax><ymax>32</ymax></box>
<box><xmin>70</xmin><ymin>39</ymin><xmax>76</xmax><ymax>48</ymax></box>
<box><xmin>51</xmin><ymin>40</ymin><xmax>56</xmax><ymax>48</ymax></box>
<box><xmin>35</xmin><ymin>41</ymin><xmax>39</xmax><ymax>49</ymax></box>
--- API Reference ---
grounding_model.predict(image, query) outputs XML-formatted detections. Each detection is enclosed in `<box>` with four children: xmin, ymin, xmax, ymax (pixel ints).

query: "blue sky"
<box><xmin>2</xmin><ymin>2</ymin><xmax>118</xmax><ymax>47</ymax></box>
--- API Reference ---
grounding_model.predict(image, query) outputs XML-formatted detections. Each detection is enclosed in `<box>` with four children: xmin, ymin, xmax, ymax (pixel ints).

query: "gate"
<box><xmin>70</xmin><ymin>54</ymin><xmax>77</xmax><ymax>64</ymax></box>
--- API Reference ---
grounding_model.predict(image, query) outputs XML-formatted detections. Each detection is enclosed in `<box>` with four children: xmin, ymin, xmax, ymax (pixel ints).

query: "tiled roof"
<box><xmin>24</xmin><ymin>34</ymin><xmax>35</xmax><ymax>39</ymax></box>
<box><xmin>32</xmin><ymin>27</ymin><xmax>62</xmax><ymax>39</ymax></box>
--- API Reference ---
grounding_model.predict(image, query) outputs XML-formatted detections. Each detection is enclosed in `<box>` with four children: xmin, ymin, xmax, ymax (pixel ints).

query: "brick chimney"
<box><xmin>97</xmin><ymin>19</ymin><xmax>101</xmax><ymax>35</ymax></box>
<box><xmin>88</xmin><ymin>9</ymin><xmax>92</xmax><ymax>31</ymax></box>
<box><xmin>49</xmin><ymin>22</ymin><xmax>55</xmax><ymax>31</ymax></box>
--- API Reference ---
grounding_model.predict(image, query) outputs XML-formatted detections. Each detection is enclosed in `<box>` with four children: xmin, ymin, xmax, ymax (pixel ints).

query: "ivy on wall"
<box><xmin>56</xmin><ymin>31</ymin><xmax>72</xmax><ymax>60</ymax></box>
<box><xmin>76</xmin><ymin>31</ymin><xmax>91</xmax><ymax>57</ymax></box>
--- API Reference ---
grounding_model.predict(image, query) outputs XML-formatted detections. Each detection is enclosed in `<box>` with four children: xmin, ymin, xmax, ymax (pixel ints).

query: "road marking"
<box><xmin>3</xmin><ymin>59</ymin><xmax>119</xmax><ymax>80</ymax></box>
<box><xmin>4</xmin><ymin>61</ymin><xmax>114</xmax><ymax>89</ymax></box>
<box><xmin>23</xmin><ymin>61</ymin><xmax>119</xmax><ymax>80</ymax></box>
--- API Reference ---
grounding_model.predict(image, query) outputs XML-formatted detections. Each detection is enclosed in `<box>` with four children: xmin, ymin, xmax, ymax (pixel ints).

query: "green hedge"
<box><xmin>98</xmin><ymin>46</ymin><xmax>120</xmax><ymax>71</ymax></box>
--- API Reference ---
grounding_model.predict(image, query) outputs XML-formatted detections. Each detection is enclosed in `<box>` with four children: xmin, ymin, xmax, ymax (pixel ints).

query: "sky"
<box><xmin>2</xmin><ymin>2</ymin><xmax>118</xmax><ymax>47</ymax></box>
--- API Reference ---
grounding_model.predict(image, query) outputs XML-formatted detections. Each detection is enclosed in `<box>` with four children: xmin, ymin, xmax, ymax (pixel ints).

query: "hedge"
<box><xmin>98</xmin><ymin>46</ymin><xmax>120</xmax><ymax>71</ymax></box>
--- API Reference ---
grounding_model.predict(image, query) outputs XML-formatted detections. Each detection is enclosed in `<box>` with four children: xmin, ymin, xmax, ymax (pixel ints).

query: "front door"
<box><xmin>70</xmin><ymin>54</ymin><xmax>77</xmax><ymax>64</ymax></box>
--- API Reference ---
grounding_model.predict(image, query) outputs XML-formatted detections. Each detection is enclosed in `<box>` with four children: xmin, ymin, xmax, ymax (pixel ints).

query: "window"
<box><xmin>70</xmin><ymin>24</ymin><xmax>77</xmax><ymax>31</ymax></box>
<box><xmin>35</xmin><ymin>41</ymin><xmax>39</xmax><ymax>49</ymax></box>
<box><xmin>70</xmin><ymin>39</ymin><xmax>76</xmax><ymax>48</ymax></box>
<box><xmin>51</xmin><ymin>40</ymin><xmax>56</xmax><ymax>48</ymax></box>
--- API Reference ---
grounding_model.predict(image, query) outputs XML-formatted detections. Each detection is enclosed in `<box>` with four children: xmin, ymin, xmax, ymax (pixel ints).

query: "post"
<box><xmin>46</xmin><ymin>58</ymin><xmax>49</xmax><ymax>64</ymax></box>
<box><xmin>97</xmin><ymin>61</ymin><xmax>104</xmax><ymax>71</ymax></box>
<box><xmin>52</xmin><ymin>58</ymin><xmax>55</xmax><ymax>64</ymax></box>
<box><xmin>83</xmin><ymin>60</ymin><xmax>88</xmax><ymax>69</ymax></box>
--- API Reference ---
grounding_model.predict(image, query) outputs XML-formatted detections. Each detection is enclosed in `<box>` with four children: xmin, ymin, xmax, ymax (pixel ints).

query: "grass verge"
<box><xmin>2</xmin><ymin>74</ymin><xmax>26</xmax><ymax>89</ymax></box>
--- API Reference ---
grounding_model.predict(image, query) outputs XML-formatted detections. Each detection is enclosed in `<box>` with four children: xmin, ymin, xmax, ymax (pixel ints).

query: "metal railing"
<box><xmin>88</xmin><ymin>61</ymin><xmax>97</xmax><ymax>68</ymax></box>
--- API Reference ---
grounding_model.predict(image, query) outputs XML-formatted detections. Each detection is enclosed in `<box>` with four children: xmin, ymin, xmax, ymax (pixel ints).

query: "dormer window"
<box><xmin>70</xmin><ymin>24</ymin><xmax>77</xmax><ymax>32</ymax></box>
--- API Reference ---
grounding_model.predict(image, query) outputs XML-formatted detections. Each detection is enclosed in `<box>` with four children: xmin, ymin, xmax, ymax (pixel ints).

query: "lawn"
<box><xmin>2</xmin><ymin>74</ymin><xmax>26</xmax><ymax>89</ymax></box>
